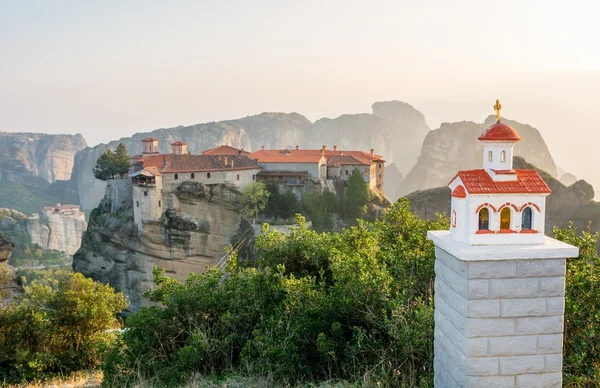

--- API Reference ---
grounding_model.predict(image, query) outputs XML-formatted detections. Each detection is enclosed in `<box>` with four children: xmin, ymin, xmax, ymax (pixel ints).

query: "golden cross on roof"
<box><xmin>494</xmin><ymin>99</ymin><xmax>502</xmax><ymax>122</ymax></box>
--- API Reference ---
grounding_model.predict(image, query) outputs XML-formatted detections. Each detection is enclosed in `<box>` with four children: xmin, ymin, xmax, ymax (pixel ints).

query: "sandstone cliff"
<box><xmin>73</xmin><ymin>180</ymin><xmax>250</xmax><ymax>311</ymax></box>
<box><xmin>71</xmin><ymin>102</ymin><xmax>430</xmax><ymax>210</ymax></box>
<box><xmin>396</xmin><ymin>116</ymin><xmax>557</xmax><ymax>199</ymax></box>
<box><xmin>405</xmin><ymin>157</ymin><xmax>599</xmax><ymax>237</ymax></box>
<box><xmin>0</xmin><ymin>232</ymin><xmax>22</xmax><ymax>306</ymax></box>
<box><xmin>0</xmin><ymin>131</ymin><xmax>87</xmax><ymax>184</ymax></box>
<box><xmin>26</xmin><ymin>211</ymin><xmax>87</xmax><ymax>255</ymax></box>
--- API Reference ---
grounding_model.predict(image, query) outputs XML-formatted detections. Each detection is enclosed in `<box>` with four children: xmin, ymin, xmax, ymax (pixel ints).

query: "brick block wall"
<box><xmin>434</xmin><ymin>247</ymin><xmax>566</xmax><ymax>388</ymax></box>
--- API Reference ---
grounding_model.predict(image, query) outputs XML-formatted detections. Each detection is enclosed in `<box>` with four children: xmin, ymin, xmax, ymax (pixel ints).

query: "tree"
<box><xmin>0</xmin><ymin>272</ymin><xmax>128</xmax><ymax>382</ymax></box>
<box><xmin>303</xmin><ymin>191</ymin><xmax>338</xmax><ymax>232</ymax></box>
<box><xmin>114</xmin><ymin>143</ymin><xmax>131</xmax><ymax>177</ymax></box>
<box><xmin>93</xmin><ymin>143</ymin><xmax>130</xmax><ymax>180</ymax></box>
<box><xmin>344</xmin><ymin>169</ymin><xmax>370</xmax><ymax>221</ymax></box>
<box><xmin>241</xmin><ymin>182</ymin><xmax>270</xmax><ymax>224</ymax></box>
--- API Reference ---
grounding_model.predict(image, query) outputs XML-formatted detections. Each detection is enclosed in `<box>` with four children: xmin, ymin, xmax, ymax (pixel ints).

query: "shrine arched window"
<box><xmin>488</xmin><ymin>151</ymin><xmax>493</xmax><ymax>162</ymax></box>
<box><xmin>500</xmin><ymin>207</ymin><xmax>511</xmax><ymax>230</ymax></box>
<box><xmin>501</xmin><ymin>150</ymin><xmax>506</xmax><ymax>163</ymax></box>
<box><xmin>522</xmin><ymin>207</ymin><xmax>533</xmax><ymax>230</ymax></box>
<box><xmin>478</xmin><ymin>208</ymin><xmax>489</xmax><ymax>230</ymax></box>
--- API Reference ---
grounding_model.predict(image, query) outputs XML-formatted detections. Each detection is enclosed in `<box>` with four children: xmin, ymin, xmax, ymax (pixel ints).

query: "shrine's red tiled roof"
<box><xmin>449</xmin><ymin>169</ymin><xmax>551</xmax><ymax>195</ymax></box>
<box><xmin>478</xmin><ymin>122</ymin><xmax>522</xmax><ymax>142</ymax></box>
<box><xmin>451</xmin><ymin>185</ymin><xmax>467</xmax><ymax>198</ymax></box>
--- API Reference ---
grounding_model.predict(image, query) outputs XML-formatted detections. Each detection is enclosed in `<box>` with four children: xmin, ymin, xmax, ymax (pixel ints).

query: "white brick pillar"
<box><xmin>427</xmin><ymin>231</ymin><xmax>579</xmax><ymax>388</ymax></box>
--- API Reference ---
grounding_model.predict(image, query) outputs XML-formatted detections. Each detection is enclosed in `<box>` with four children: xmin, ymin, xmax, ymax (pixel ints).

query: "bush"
<box><xmin>0</xmin><ymin>272</ymin><xmax>127</xmax><ymax>382</ymax></box>
<box><xmin>103</xmin><ymin>200</ymin><xmax>446</xmax><ymax>386</ymax></box>
<box><xmin>554</xmin><ymin>223</ymin><xmax>600</xmax><ymax>386</ymax></box>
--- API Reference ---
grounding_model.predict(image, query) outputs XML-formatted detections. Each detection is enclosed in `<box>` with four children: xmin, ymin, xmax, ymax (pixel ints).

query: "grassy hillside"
<box><xmin>0</xmin><ymin>181</ymin><xmax>63</xmax><ymax>215</ymax></box>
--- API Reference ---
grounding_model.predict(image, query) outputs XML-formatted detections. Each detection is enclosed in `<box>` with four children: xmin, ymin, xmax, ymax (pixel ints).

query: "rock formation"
<box><xmin>397</xmin><ymin>116</ymin><xmax>557</xmax><ymax>199</ymax></box>
<box><xmin>73</xmin><ymin>180</ymin><xmax>250</xmax><ymax>311</ymax></box>
<box><xmin>405</xmin><ymin>157</ymin><xmax>599</xmax><ymax>238</ymax></box>
<box><xmin>26</xmin><ymin>205</ymin><xmax>87</xmax><ymax>255</ymax></box>
<box><xmin>0</xmin><ymin>131</ymin><xmax>87</xmax><ymax>183</ymax></box>
<box><xmin>70</xmin><ymin>102</ymin><xmax>430</xmax><ymax>210</ymax></box>
<box><xmin>0</xmin><ymin>232</ymin><xmax>22</xmax><ymax>306</ymax></box>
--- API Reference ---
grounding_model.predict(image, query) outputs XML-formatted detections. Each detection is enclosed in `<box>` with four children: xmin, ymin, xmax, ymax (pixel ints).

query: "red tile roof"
<box><xmin>202</xmin><ymin>145</ymin><xmax>250</xmax><ymax>156</ymax></box>
<box><xmin>171</xmin><ymin>141</ymin><xmax>187</xmax><ymax>146</ymax></box>
<box><xmin>141</xmin><ymin>137</ymin><xmax>158</xmax><ymax>142</ymax></box>
<box><xmin>478</xmin><ymin>122</ymin><xmax>522</xmax><ymax>142</ymax></box>
<box><xmin>155</xmin><ymin>155</ymin><xmax>260</xmax><ymax>173</ymax></box>
<box><xmin>451</xmin><ymin>185</ymin><xmax>467</xmax><ymax>198</ymax></box>
<box><xmin>327</xmin><ymin>155</ymin><xmax>369</xmax><ymax>166</ymax></box>
<box><xmin>449</xmin><ymin>169</ymin><xmax>551</xmax><ymax>195</ymax></box>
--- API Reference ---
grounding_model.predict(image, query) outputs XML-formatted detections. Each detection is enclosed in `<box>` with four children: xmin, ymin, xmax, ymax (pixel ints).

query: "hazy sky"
<box><xmin>1</xmin><ymin>1</ymin><xmax>599</xmax><ymax>188</ymax></box>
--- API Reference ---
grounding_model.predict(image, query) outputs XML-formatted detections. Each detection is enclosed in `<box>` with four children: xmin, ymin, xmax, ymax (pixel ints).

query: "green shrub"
<box><xmin>0</xmin><ymin>272</ymin><xmax>127</xmax><ymax>382</ymax></box>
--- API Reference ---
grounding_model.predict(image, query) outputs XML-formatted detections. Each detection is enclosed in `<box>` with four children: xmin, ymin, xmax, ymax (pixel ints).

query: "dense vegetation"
<box><xmin>2</xmin><ymin>198</ymin><xmax>600</xmax><ymax>386</ymax></box>
<box><xmin>260</xmin><ymin>169</ymin><xmax>372</xmax><ymax>232</ymax></box>
<box><xmin>0</xmin><ymin>271</ymin><xmax>127</xmax><ymax>383</ymax></box>
<box><xmin>102</xmin><ymin>200</ymin><xmax>446</xmax><ymax>387</ymax></box>
<box><xmin>0</xmin><ymin>181</ymin><xmax>64</xmax><ymax>215</ymax></box>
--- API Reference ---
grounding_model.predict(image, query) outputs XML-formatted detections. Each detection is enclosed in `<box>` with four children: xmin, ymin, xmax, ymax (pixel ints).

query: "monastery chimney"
<box><xmin>261</xmin><ymin>145</ymin><xmax>265</xmax><ymax>150</ymax></box>
<box><xmin>333</xmin><ymin>145</ymin><xmax>338</xmax><ymax>151</ymax></box>
<box><xmin>370</xmin><ymin>148</ymin><xmax>375</xmax><ymax>156</ymax></box>
<box><xmin>322</xmin><ymin>145</ymin><xmax>327</xmax><ymax>151</ymax></box>
<box><xmin>296</xmin><ymin>145</ymin><xmax>299</xmax><ymax>150</ymax></box>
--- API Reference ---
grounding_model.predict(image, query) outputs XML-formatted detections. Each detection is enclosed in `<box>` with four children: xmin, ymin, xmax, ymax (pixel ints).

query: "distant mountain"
<box><xmin>70</xmin><ymin>101</ymin><xmax>430</xmax><ymax>210</ymax></box>
<box><xmin>0</xmin><ymin>132</ymin><xmax>87</xmax><ymax>184</ymax></box>
<box><xmin>396</xmin><ymin>116</ymin><xmax>557</xmax><ymax>200</ymax></box>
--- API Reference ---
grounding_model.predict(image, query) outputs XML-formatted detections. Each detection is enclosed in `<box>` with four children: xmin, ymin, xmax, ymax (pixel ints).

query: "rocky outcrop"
<box><xmin>73</xmin><ymin>180</ymin><xmax>250</xmax><ymax>312</ymax></box>
<box><xmin>0</xmin><ymin>232</ymin><xmax>22</xmax><ymax>306</ymax></box>
<box><xmin>384</xmin><ymin>163</ymin><xmax>405</xmax><ymax>201</ymax></box>
<box><xmin>71</xmin><ymin>102</ymin><xmax>431</xmax><ymax>210</ymax></box>
<box><xmin>0</xmin><ymin>131</ymin><xmax>87</xmax><ymax>184</ymax></box>
<box><xmin>397</xmin><ymin>116</ymin><xmax>557</xmax><ymax>198</ymax></box>
<box><xmin>405</xmin><ymin>157</ymin><xmax>599</xmax><ymax>237</ymax></box>
<box><xmin>26</xmin><ymin>209</ymin><xmax>87</xmax><ymax>255</ymax></box>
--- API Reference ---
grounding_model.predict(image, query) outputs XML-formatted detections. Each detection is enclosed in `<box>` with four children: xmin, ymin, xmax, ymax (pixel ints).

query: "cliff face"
<box><xmin>405</xmin><ymin>157</ymin><xmax>598</xmax><ymax>237</ymax></box>
<box><xmin>0</xmin><ymin>232</ymin><xmax>22</xmax><ymax>306</ymax></box>
<box><xmin>71</xmin><ymin>102</ymin><xmax>430</xmax><ymax>210</ymax></box>
<box><xmin>396</xmin><ymin>116</ymin><xmax>557</xmax><ymax>199</ymax></box>
<box><xmin>26</xmin><ymin>211</ymin><xmax>87</xmax><ymax>255</ymax></box>
<box><xmin>73</xmin><ymin>180</ymin><xmax>249</xmax><ymax>311</ymax></box>
<box><xmin>0</xmin><ymin>131</ymin><xmax>87</xmax><ymax>184</ymax></box>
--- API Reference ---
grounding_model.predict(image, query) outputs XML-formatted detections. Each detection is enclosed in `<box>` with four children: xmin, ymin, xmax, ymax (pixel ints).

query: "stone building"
<box><xmin>130</xmin><ymin>140</ymin><xmax>261</xmax><ymax>233</ymax></box>
<box><xmin>249</xmin><ymin>145</ymin><xmax>385</xmax><ymax>191</ymax></box>
<box><xmin>428</xmin><ymin>101</ymin><xmax>579</xmax><ymax>387</ymax></box>
<box><xmin>27</xmin><ymin>203</ymin><xmax>87</xmax><ymax>255</ymax></box>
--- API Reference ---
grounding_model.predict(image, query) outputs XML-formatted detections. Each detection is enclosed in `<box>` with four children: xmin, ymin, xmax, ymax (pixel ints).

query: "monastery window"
<box><xmin>136</xmin><ymin>201</ymin><xmax>139</xmax><ymax>208</ymax></box>
<box><xmin>500</xmin><ymin>207</ymin><xmax>511</xmax><ymax>230</ymax></box>
<box><xmin>174</xmin><ymin>173</ymin><xmax>179</xmax><ymax>180</ymax></box>
<box><xmin>236</xmin><ymin>174</ymin><xmax>240</xmax><ymax>181</ymax></box>
<box><xmin>191</xmin><ymin>173</ymin><xmax>195</xmax><ymax>179</ymax></box>
<box><xmin>478</xmin><ymin>208</ymin><xmax>489</xmax><ymax>230</ymax></box>
<box><xmin>158</xmin><ymin>200</ymin><xmax>161</xmax><ymax>207</ymax></box>
<box><xmin>144</xmin><ymin>191</ymin><xmax>148</xmax><ymax>196</ymax></box>
<box><xmin>207</xmin><ymin>172</ymin><xmax>211</xmax><ymax>179</ymax></box>
<box><xmin>252</xmin><ymin>174</ymin><xmax>255</xmax><ymax>180</ymax></box>
<box><xmin>379</xmin><ymin>174</ymin><xmax>382</xmax><ymax>179</ymax></box>
<box><xmin>522</xmin><ymin>207</ymin><xmax>533</xmax><ymax>230</ymax></box>
<box><xmin>379</xmin><ymin>164</ymin><xmax>382</xmax><ymax>169</ymax></box>
<box><xmin>364</xmin><ymin>169</ymin><xmax>368</xmax><ymax>175</ymax></box>
<box><xmin>488</xmin><ymin>151</ymin><xmax>493</xmax><ymax>162</ymax></box>
<box><xmin>501</xmin><ymin>150</ymin><xmax>506</xmax><ymax>163</ymax></box>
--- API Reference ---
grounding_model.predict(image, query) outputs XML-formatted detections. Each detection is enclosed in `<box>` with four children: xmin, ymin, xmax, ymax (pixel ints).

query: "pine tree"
<box><xmin>114</xmin><ymin>143</ymin><xmax>131</xmax><ymax>177</ymax></box>
<box><xmin>93</xmin><ymin>143</ymin><xmax>130</xmax><ymax>180</ymax></box>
